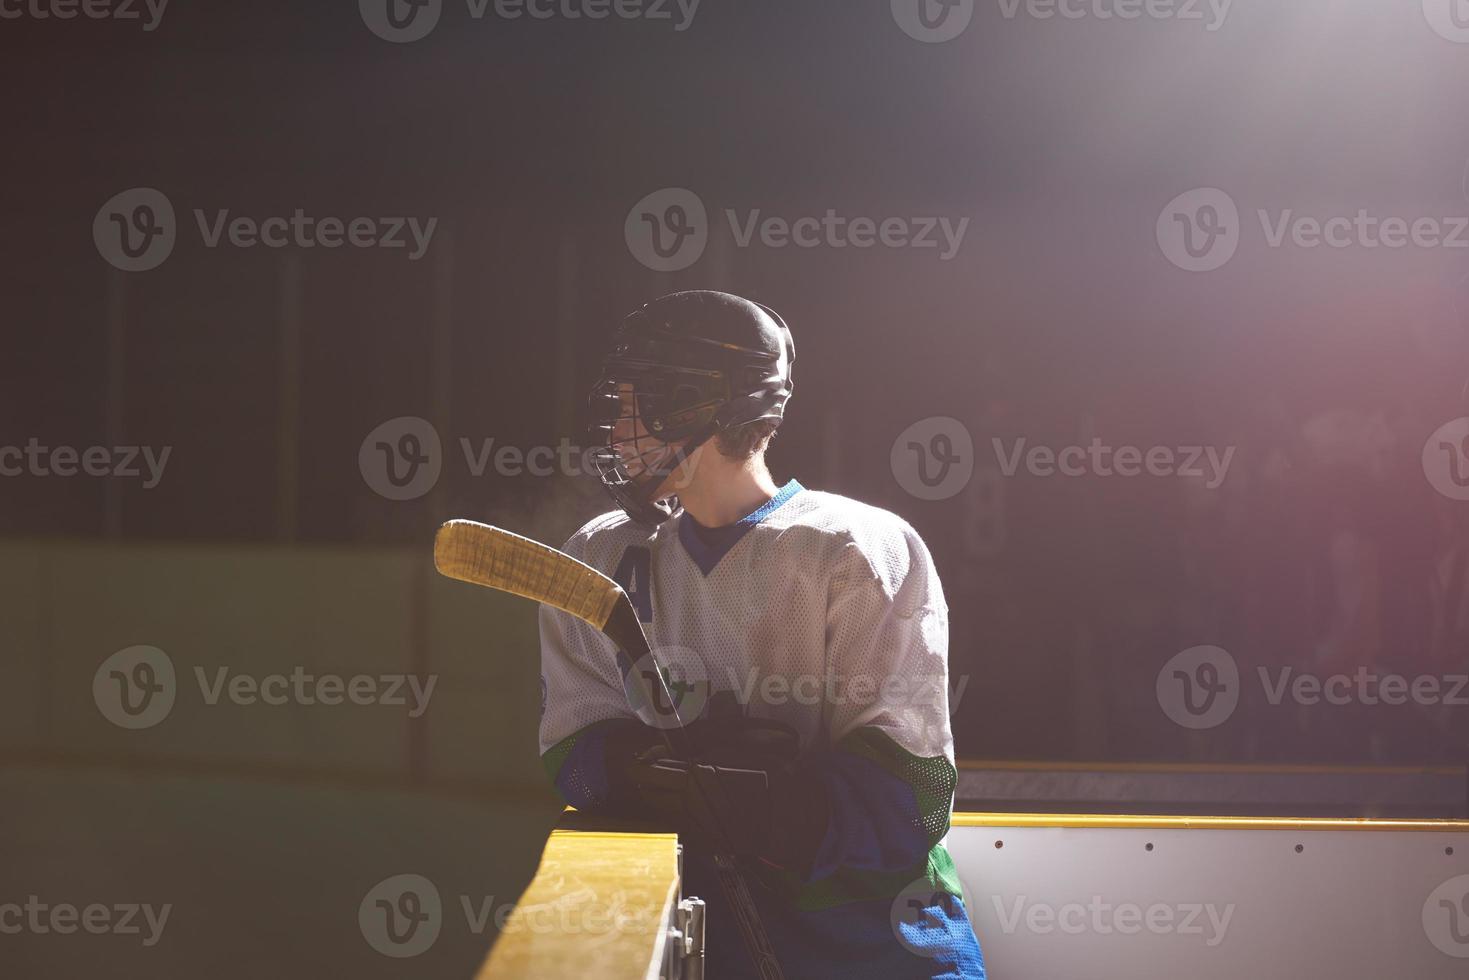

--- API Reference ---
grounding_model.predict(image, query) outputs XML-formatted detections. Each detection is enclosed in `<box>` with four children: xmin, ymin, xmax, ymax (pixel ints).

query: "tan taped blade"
<box><xmin>433</xmin><ymin>519</ymin><xmax>622</xmax><ymax>631</ymax></box>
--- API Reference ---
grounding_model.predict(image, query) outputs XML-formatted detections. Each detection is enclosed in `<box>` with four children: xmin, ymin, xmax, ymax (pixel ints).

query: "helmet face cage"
<box><xmin>587</xmin><ymin>360</ymin><xmax>729</xmax><ymax>526</ymax></box>
<box><xmin>586</xmin><ymin>300</ymin><xmax>795</xmax><ymax>527</ymax></box>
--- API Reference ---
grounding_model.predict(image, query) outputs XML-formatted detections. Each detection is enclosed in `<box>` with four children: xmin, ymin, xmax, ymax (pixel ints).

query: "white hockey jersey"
<box><xmin>536</xmin><ymin>479</ymin><xmax>985</xmax><ymax>979</ymax></box>
<box><xmin>538</xmin><ymin>480</ymin><xmax>955</xmax><ymax>765</ymax></box>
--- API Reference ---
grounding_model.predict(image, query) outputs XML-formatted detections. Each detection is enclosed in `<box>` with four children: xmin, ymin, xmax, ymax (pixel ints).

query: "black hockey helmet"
<box><xmin>588</xmin><ymin>290</ymin><xmax>796</xmax><ymax>526</ymax></box>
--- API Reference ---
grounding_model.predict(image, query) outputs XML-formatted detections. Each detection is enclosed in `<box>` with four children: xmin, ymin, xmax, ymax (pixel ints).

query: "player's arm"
<box><xmin>537</xmin><ymin>596</ymin><xmax>645</xmax><ymax>810</ymax></box>
<box><xmin>799</xmin><ymin>529</ymin><xmax>958</xmax><ymax>882</ymax></box>
<box><xmin>541</xmin><ymin>595</ymin><xmax>829</xmax><ymax>870</ymax></box>
<box><xmin>608</xmin><ymin>527</ymin><xmax>958</xmax><ymax>882</ymax></box>
<box><xmin>533</xmin><ymin>519</ymin><xmax>671</xmax><ymax>813</ymax></box>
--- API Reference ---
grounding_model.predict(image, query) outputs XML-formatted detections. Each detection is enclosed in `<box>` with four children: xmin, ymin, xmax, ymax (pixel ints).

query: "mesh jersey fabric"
<box><xmin>537</xmin><ymin>480</ymin><xmax>985</xmax><ymax>979</ymax></box>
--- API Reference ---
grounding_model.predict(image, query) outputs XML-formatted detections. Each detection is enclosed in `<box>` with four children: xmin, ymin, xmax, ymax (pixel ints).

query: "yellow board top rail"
<box><xmin>956</xmin><ymin>759</ymin><xmax>1465</xmax><ymax>776</ymax></box>
<box><xmin>476</xmin><ymin>818</ymin><xmax>680</xmax><ymax>980</ymax></box>
<box><xmin>952</xmin><ymin>812</ymin><xmax>1469</xmax><ymax>832</ymax></box>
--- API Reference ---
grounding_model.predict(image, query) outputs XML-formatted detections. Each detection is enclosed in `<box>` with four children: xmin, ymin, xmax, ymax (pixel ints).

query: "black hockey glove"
<box><xmin>604</xmin><ymin>715</ymin><xmax>830</xmax><ymax>876</ymax></box>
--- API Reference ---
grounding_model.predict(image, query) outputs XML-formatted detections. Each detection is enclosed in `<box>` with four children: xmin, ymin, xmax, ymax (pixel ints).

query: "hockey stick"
<box><xmin>434</xmin><ymin>519</ymin><xmax>787</xmax><ymax>980</ymax></box>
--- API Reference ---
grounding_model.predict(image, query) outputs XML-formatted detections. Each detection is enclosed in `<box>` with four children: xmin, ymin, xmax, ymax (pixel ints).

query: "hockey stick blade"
<box><xmin>434</xmin><ymin>519</ymin><xmax>652</xmax><ymax>663</ymax></box>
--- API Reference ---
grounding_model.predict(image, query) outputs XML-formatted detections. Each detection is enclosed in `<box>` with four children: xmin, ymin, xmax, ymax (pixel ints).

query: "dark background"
<box><xmin>6</xmin><ymin>3</ymin><xmax>1469</xmax><ymax>977</ymax></box>
<box><xmin>5</xmin><ymin>0</ymin><xmax>1469</xmax><ymax>813</ymax></box>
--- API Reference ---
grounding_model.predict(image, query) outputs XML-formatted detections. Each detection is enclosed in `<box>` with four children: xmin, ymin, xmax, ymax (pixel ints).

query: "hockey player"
<box><xmin>538</xmin><ymin>290</ymin><xmax>985</xmax><ymax>979</ymax></box>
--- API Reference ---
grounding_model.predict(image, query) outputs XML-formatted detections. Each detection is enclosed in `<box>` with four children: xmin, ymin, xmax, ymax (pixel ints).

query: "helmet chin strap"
<box><xmin>608</xmin><ymin>428</ymin><xmax>715</xmax><ymax>528</ymax></box>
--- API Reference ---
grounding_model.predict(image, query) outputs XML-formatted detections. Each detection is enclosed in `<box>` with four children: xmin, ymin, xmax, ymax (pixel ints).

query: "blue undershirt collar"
<box><xmin>678</xmin><ymin>479</ymin><xmax>804</xmax><ymax>576</ymax></box>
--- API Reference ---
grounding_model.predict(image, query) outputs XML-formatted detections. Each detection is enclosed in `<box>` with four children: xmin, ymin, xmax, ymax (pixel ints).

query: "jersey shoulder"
<box><xmin>769</xmin><ymin>488</ymin><xmax>924</xmax><ymax>546</ymax></box>
<box><xmin>767</xmin><ymin>488</ymin><xmax>939</xmax><ymax>603</ymax></box>
<box><xmin>561</xmin><ymin>508</ymin><xmax>659</xmax><ymax>570</ymax></box>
